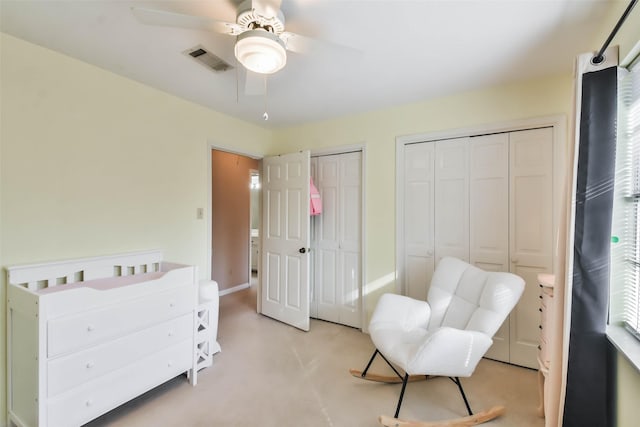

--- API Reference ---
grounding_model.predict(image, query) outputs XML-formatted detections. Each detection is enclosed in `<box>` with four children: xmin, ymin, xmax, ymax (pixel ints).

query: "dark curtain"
<box><xmin>563</xmin><ymin>66</ymin><xmax>617</xmax><ymax>427</ymax></box>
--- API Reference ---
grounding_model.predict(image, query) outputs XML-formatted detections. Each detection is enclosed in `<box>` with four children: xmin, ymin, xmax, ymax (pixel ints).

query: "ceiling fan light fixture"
<box><xmin>235</xmin><ymin>30</ymin><xmax>287</xmax><ymax>74</ymax></box>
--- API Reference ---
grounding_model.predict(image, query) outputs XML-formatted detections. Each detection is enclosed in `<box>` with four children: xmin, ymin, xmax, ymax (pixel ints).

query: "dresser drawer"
<box><xmin>47</xmin><ymin>339</ymin><xmax>192</xmax><ymax>427</ymax></box>
<box><xmin>47</xmin><ymin>286</ymin><xmax>194</xmax><ymax>357</ymax></box>
<box><xmin>47</xmin><ymin>313</ymin><xmax>194</xmax><ymax>396</ymax></box>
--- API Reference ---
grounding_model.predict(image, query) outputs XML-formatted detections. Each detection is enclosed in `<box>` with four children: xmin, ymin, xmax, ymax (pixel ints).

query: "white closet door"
<box><xmin>310</xmin><ymin>158</ymin><xmax>318</xmax><ymax>318</ymax></box>
<box><xmin>509</xmin><ymin>127</ymin><xmax>553</xmax><ymax>368</ymax></box>
<box><xmin>435</xmin><ymin>138</ymin><xmax>470</xmax><ymax>263</ymax></box>
<box><xmin>469</xmin><ymin>133</ymin><xmax>510</xmax><ymax>362</ymax></box>
<box><xmin>338</xmin><ymin>152</ymin><xmax>362</xmax><ymax>327</ymax></box>
<box><xmin>315</xmin><ymin>155</ymin><xmax>340</xmax><ymax>323</ymax></box>
<box><xmin>403</xmin><ymin>143</ymin><xmax>435</xmax><ymax>301</ymax></box>
<box><xmin>313</xmin><ymin>152</ymin><xmax>362</xmax><ymax>327</ymax></box>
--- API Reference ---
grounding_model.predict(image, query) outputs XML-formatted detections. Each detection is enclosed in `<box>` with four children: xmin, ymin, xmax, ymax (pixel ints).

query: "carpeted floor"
<box><xmin>86</xmin><ymin>286</ymin><xmax>545</xmax><ymax>426</ymax></box>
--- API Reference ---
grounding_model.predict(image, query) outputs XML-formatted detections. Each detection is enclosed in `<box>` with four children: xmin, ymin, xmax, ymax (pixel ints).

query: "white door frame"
<box><xmin>395</xmin><ymin>115</ymin><xmax>567</xmax><ymax>295</ymax></box>
<box><xmin>207</xmin><ymin>142</ymin><xmax>263</xmax><ymax>310</ymax></box>
<box><xmin>311</xmin><ymin>143</ymin><xmax>367</xmax><ymax>331</ymax></box>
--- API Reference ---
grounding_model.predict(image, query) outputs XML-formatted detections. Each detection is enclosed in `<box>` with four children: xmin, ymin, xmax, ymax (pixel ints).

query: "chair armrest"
<box><xmin>407</xmin><ymin>327</ymin><xmax>493</xmax><ymax>377</ymax></box>
<box><xmin>369</xmin><ymin>293</ymin><xmax>431</xmax><ymax>331</ymax></box>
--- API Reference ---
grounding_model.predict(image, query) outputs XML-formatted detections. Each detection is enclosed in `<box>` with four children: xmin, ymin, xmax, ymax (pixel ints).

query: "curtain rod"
<box><xmin>593</xmin><ymin>0</ymin><xmax>638</xmax><ymax>64</ymax></box>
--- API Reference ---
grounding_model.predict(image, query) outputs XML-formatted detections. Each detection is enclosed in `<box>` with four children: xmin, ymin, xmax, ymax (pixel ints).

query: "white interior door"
<box><xmin>261</xmin><ymin>151</ymin><xmax>311</xmax><ymax>331</ymax></box>
<box><xmin>435</xmin><ymin>138</ymin><xmax>470</xmax><ymax>263</ymax></box>
<box><xmin>469</xmin><ymin>133</ymin><xmax>510</xmax><ymax>361</ymax></box>
<box><xmin>403</xmin><ymin>143</ymin><xmax>435</xmax><ymax>301</ymax></box>
<box><xmin>509</xmin><ymin>128</ymin><xmax>553</xmax><ymax>368</ymax></box>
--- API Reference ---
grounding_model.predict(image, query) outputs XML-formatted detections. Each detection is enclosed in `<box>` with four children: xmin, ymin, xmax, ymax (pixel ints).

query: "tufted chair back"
<box><xmin>427</xmin><ymin>257</ymin><xmax>524</xmax><ymax>337</ymax></box>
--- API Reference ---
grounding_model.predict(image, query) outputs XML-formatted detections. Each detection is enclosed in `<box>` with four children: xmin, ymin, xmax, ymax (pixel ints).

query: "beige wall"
<box><xmin>617</xmin><ymin>352</ymin><xmax>640</xmax><ymax>427</ymax></box>
<box><xmin>211</xmin><ymin>150</ymin><xmax>259</xmax><ymax>290</ymax></box>
<box><xmin>0</xmin><ymin>33</ymin><xmax>271</xmax><ymax>425</ymax></box>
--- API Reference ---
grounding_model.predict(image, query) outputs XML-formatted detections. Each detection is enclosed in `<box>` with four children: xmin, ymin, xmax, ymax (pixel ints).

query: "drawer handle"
<box><xmin>86</xmin><ymin>362</ymin><xmax>94</xmax><ymax>369</ymax></box>
<box><xmin>87</xmin><ymin>324</ymin><xmax>95</xmax><ymax>332</ymax></box>
<box><xmin>167</xmin><ymin>362</ymin><xmax>173</xmax><ymax>368</ymax></box>
<box><xmin>169</xmin><ymin>302</ymin><xmax>175</xmax><ymax>308</ymax></box>
<box><xmin>85</xmin><ymin>399</ymin><xmax>93</xmax><ymax>407</ymax></box>
<box><xmin>168</xmin><ymin>331</ymin><xmax>174</xmax><ymax>337</ymax></box>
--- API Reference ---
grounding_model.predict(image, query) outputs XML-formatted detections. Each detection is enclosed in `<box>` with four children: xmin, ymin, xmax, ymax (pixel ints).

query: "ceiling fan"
<box><xmin>131</xmin><ymin>0</ymin><xmax>328</xmax><ymax>76</ymax></box>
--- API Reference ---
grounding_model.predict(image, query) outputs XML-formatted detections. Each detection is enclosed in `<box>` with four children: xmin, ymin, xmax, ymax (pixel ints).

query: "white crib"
<box><xmin>6</xmin><ymin>250</ymin><xmax>204</xmax><ymax>427</ymax></box>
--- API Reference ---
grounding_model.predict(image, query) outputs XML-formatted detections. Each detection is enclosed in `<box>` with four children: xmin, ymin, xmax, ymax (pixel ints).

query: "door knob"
<box><xmin>299</xmin><ymin>247</ymin><xmax>307</xmax><ymax>254</ymax></box>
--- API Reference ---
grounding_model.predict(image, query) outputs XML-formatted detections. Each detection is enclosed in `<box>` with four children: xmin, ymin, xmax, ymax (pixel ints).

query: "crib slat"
<box><xmin>48</xmin><ymin>278</ymin><xmax>57</xmax><ymax>287</ymax></box>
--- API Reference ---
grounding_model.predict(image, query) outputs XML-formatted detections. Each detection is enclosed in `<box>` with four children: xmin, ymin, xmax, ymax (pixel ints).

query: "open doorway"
<box><xmin>249</xmin><ymin>170</ymin><xmax>260</xmax><ymax>288</ymax></box>
<box><xmin>211</xmin><ymin>149</ymin><xmax>260</xmax><ymax>296</ymax></box>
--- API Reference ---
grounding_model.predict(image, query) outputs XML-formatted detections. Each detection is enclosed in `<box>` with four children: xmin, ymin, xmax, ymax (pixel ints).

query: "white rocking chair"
<box><xmin>351</xmin><ymin>257</ymin><xmax>524</xmax><ymax>426</ymax></box>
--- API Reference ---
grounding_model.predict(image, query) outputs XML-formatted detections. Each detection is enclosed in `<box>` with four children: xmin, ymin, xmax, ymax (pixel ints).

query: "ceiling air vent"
<box><xmin>185</xmin><ymin>45</ymin><xmax>233</xmax><ymax>73</ymax></box>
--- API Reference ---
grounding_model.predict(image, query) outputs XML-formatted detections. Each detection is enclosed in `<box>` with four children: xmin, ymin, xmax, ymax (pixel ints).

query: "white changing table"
<box><xmin>6</xmin><ymin>250</ymin><xmax>201</xmax><ymax>427</ymax></box>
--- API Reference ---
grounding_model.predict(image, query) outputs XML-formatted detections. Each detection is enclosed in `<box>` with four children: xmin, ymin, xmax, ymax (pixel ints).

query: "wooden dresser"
<box><xmin>537</xmin><ymin>273</ymin><xmax>555</xmax><ymax>418</ymax></box>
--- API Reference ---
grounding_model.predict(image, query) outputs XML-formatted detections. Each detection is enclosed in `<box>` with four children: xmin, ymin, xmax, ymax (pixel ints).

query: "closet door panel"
<box><xmin>340</xmin><ymin>153</ymin><xmax>361</xmax><ymax>253</ymax></box>
<box><xmin>340</xmin><ymin>250</ymin><xmax>360</xmax><ymax>327</ymax></box>
<box><xmin>469</xmin><ymin>134</ymin><xmax>509</xmax><ymax>271</ymax></box>
<box><xmin>404</xmin><ymin>143</ymin><xmax>435</xmax><ymax>300</ymax></box>
<box><xmin>435</xmin><ymin>138</ymin><xmax>470</xmax><ymax>263</ymax></box>
<box><xmin>315</xmin><ymin>156</ymin><xmax>340</xmax><ymax>323</ymax></box>
<box><xmin>469</xmin><ymin>134</ymin><xmax>510</xmax><ymax>362</ymax></box>
<box><xmin>509</xmin><ymin>127</ymin><xmax>553</xmax><ymax>369</ymax></box>
<box><xmin>310</xmin><ymin>158</ymin><xmax>318</xmax><ymax>318</ymax></box>
<box><xmin>339</xmin><ymin>152</ymin><xmax>362</xmax><ymax>327</ymax></box>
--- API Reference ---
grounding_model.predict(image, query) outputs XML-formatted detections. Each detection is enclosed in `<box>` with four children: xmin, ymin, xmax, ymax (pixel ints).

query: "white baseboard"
<box><xmin>219</xmin><ymin>282</ymin><xmax>250</xmax><ymax>296</ymax></box>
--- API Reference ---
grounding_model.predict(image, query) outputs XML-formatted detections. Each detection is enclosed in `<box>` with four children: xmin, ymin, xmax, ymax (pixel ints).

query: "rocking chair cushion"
<box><xmin>371</xmin><ymin>310</ymin><xmax>492</xmax><ymax>377</ymax></box>
<box><xmin>368</xmin><ymin>257</ymin><xmax>524</xmax><ymax>378</ymax></box>
<box><xmin>369</xmin><ymin>293</ymin><xmax>431</xmax><ymax>332</ymax></box>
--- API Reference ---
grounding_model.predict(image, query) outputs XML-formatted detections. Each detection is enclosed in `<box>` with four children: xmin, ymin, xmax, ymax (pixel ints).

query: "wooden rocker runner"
<box><xmin>349</xmin><ymin>368</ymin><xmax>428</xmax><ymax>384</ymax></box>
<box><xmin>378</xmin><ymin>406</ymin><xmax>506</xmax><ymax>427</ymax></box>
<box><xmin>350</xmin><ymin>349</ymin><xmax>506</xmax><ymax>426</ymax></box>
<box><xmin>351</xmin><ymin>258</ymin><xmax>524</xmax><ymax>426</ymax></box>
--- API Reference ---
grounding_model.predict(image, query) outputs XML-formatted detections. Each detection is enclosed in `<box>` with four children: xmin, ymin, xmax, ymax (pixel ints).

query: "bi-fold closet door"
<box><xmin>310</xmin><ymin>152</ymin><xmax>362</xmax><ymax>328</ymax></box>
<box><xmin>401</xmin><ymin>127</ymin><xmax>553</xmax><ymax>368</ymax></box>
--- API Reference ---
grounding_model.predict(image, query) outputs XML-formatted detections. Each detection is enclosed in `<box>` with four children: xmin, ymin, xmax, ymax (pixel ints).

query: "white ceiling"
<box><xmin>0</xmin><ymin>1</ymin><xmax>629</xmax><ymax>128</ymax></box>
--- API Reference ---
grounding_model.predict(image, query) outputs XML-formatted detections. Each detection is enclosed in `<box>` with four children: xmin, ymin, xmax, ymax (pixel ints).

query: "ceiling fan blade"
<box><xmin>251</xmin><ymin>0</ymin><xmax>283</xmax><ymax>19</ymax></box>
<box><xmin>131</xmin><ymin>7</ymin><xmax>242</xmax><ymax>35</ymax></box>
<box><xmin>281</xmin><ymin>31</ymin><xmax>362</xmax><ymax>58</ymax></box>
